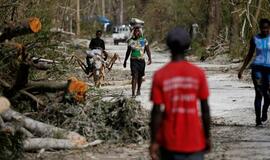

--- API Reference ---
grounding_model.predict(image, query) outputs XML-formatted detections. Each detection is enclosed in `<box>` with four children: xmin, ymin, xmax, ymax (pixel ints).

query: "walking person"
<box><xmin>123</xmin><ymin>26</ymin><xmax>152</xmax><ymax>97</ymax></box>
<box><xmin>238</xmin><ymin>18</ymin><xmax>270</xmax><ymax>127</ymax></box>
<box><xmin>150</xmin><ymin>27</ymin><xmax>211</xmax><ymax>160</ymax></box>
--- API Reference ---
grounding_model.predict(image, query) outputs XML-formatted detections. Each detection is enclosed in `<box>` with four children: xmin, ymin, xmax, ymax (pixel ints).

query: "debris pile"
<box><xmin>32</xmin><ymin>95</ymin><xmax>150</xmax><ymax>144</ymax></box>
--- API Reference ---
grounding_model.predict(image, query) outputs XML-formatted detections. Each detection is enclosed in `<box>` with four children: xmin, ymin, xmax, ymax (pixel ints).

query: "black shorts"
<box><xmin>130</xmin><ymin>59</ymin><xmax>145</xmax><ymax>78</ymax></box>
<box><xmin>160</xmin><ymin>147</ymin><xmax>204</xmax><ymax>160</ymax></box>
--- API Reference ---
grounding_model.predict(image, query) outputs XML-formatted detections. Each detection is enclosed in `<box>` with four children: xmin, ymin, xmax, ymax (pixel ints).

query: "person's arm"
<box><xmin>150</xmin><ymin>104</ymin><xmax>163</xmax><ymax>160</ymax></box>
<box><xmin>145</xmin><ymin>45</ymin><xmax>152</xmax><ymax>65</ymax></box>
<box><xmin>238</xmin><ymin>38</ymin><xmax>256</xmax><ymax>79</ymax></box>
<box><xmin>123</xmin><ymin>46</ymin><xmax>131</xmax><ymax>68</ymax></box>
<box><xmin>200</xmin><ymin>99</ymin><xmax>211</xmax><ymax>152</ymax></box>
<box><xmin>102</xmin><ymin>39</ymin><xmax>105</xmax><ymax>50</ymax></box>
<box><xmin>89</xmin><ymin>39</ymin><xmax>94</xmax><ymax>49</ymax></box>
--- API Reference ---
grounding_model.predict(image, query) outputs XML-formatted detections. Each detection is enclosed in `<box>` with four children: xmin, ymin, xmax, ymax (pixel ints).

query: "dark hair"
<box><xmin>166</xmin><ymin>27</ymin><xmax>191</xmax><ymax>54</ymax></box>
<box><xmin>259</xmin><ymin>18</ymin><xmax>270</xmax><ymax>28</ymax></box>
<box><xmin>96</xmin><ymin>30</ymin><xmax>102</xmax><ymax>34</ymax></box>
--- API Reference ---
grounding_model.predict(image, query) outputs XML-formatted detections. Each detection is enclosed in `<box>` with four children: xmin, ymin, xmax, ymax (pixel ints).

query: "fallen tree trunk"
<box><xmin>23</xmin><ymin>138</ymin><xmax>88</xmax><ymax>151</ymax></box>
<box><xmin>0</xmin><ymin>97</ymin><xmax>10</xmax><ymax>113</ymax></box>
<box><xmin>31</xmin><ymin>57</ymin><xmax>60</xmax><ymax>64</ymax></box>
<box><xmin>1</xmin><ymin>109</ymin><xmax>87</xmax><ymax>145</ymax></box>
<box><xmin>25</xmin><ymin>81</ymin><xmax>68</xmax><ymax>92</ymax></box>
<box><xmin>13</xmin><ymin>62</ymin><xmax>30</xmax><ymax>90</ymax></box>
<box><xmin>31</xmin><ymin>61</ymin><xmax>53</xmax><ymax>70</ymax></box>
<box><xmin>30</xmin><ymin>57</ymin><xmax>60</xmax><ymax>70</ymax></box>
<box><xmin>0</xmin><ymin>17</ymin><xmax>41</xmax><ymax>43</ymax></box>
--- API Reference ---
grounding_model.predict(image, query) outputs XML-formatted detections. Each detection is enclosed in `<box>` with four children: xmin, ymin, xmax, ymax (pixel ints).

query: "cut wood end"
<box><xmin>67</xmin><ymin>77</ymin><xmax>89</xmax><ymax>102</ymax></box>
<box><xmin>29</xmin><ymin>17</ymin><xmax>41</xmax><ymax>33</ymax></box>
<box><xmin>0</xmin><ymin>97</ymin><xmax>10</xmax><ymax>113</ymax></box>
<box><xmin>67</xmin><ymin>132</ymin><xmax>88</xmax><ymax>146</ymax></box>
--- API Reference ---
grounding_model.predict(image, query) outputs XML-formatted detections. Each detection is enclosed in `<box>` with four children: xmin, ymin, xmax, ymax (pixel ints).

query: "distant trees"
<box><xmin>206</xmin><ymin>0</ymin><xmax>221</xmax><ymax>46</ymax></box>
<box><xmin>1</xmin><ymin>0</ymin><xmax>270</xmax><ymax>58</ymax></box>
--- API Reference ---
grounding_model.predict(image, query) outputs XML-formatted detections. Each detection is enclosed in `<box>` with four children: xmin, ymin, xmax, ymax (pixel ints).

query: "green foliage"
<box><xmin>191</xmin><ymin>40</ymin><xmax>205</xmax><ymax>58</ymax></box>
<box><xmin>0</xmin><ymin>131</ymin><xmax>24</xmax><ymax>160</ymax></box>
<box><xmin>221</xmin><ymin>0</ymin><xmax>231</xmax><ymax>27</ymax></box>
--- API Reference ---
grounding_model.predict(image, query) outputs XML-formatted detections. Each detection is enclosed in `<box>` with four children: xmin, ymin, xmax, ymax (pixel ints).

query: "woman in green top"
<box><xmin>123</xmin><ymin>27</ymin><xmax>152</xmax><ymax>97</ymax></box>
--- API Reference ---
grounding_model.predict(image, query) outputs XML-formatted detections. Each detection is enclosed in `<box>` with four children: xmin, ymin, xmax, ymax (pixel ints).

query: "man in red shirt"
<box><xmin>149</xmin><ymin>27</ymin><xmax>211</xmax><ymax>160</ymax></box>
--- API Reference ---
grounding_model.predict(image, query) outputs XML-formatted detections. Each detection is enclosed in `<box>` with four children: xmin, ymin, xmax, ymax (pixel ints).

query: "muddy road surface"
<box><xmin>25</xmin><ymin>39</ymin><xmax>270</xmax><ymax>160</ymax></box>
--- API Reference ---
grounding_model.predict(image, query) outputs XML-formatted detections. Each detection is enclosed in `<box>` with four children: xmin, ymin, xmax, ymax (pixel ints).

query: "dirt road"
<box><xmin>25</xmin><ymin>40</ymin><xmax>270</xmax><ymax>160</ymax></box>
<box><xmin>104</xmin><ymin>41</ymin><xmax>270</xmax><ymax>160</ymax></box>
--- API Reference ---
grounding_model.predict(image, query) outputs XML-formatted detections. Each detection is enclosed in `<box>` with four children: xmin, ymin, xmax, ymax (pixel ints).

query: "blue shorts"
<box><xmin>251</xmin><ymin>65</ymin><xmax>270</xmax><ymax>95</ymax></box>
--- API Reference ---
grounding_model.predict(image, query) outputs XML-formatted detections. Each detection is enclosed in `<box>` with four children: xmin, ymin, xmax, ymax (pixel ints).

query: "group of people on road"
<box><xmin>88</xmin><ymin>18</ymin><xmax>270</xmax><ymax>160</ymax></box>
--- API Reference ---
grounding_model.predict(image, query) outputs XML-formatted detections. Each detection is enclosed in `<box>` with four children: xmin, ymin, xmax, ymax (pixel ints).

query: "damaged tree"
<box><xmin>0</xmin><ymin>17</ymin><xmax>41</xmax><ymax>43</ymax></box>
<box><xmin>0</xmin><ymin>17</ymin><xmax>91</xmax><ymax>152</ymax></box>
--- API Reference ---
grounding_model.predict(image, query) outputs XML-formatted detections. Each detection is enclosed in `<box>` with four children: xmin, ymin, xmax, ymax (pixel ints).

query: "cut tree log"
<box><xmin>24</xmin><ymin>81</ymin><xmax>68</xmax><ymax>92</ymax></box>
<box><xmin>0</xmin><ymin>97</ymin><xmax>10</xmax><ymax>113</ymax></box>
<box><xmin>1</xmin><ymin>109</ymin><xmax>87</xmax><ymax>145</ymax></box>
<box><xmin>23</xmin><ymin>138</ymin><xmax>89</xmax><ymax>151</ymax></box>
<box><xmin>0</xmin><ymin>17</ymin><xmax>41</xmax><ymax>42</ymax></box>
<box><xmin>31</xmin><ymin>57</ymin><xmax>60</xmax><ymax>64</ymax></box>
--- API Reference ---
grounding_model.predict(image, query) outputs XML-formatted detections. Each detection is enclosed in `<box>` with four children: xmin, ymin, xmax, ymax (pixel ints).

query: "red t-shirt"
<box><xmin>151</xmin><ymin>61</ymin><xmax>209</xmax><ymax>153</ymax></box>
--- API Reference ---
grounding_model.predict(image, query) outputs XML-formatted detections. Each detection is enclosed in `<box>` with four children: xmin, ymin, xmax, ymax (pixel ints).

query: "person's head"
<box><xmin>259</xmin><ymin>18</ymin><xmax>270</xmax><ymax>36</ymax></box>
<box><xmin>166</xmin><ymin>27</ymin><xmax>191</xmax><ymax>56</ymax></box>
<box><xmin>96</xmin><ymin>30</ymin><xmax>102</xmax><ymax>38</ymax></box>
<box><xmin>133</xmin><ymin>27</ymin><xmax>142</xmax><ymax>38</ymax></box>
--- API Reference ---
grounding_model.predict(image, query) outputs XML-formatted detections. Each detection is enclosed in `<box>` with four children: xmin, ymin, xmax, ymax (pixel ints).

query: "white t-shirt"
<box><xmin>85</xmin><ymin>49</ymin><xmax>102</xmax><ymax>58</ymax></box>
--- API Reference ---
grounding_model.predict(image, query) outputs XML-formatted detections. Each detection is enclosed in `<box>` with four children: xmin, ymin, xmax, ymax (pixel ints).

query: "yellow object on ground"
<box><xmin>67</xmin><ymin>77</ymin><xmax>88</xmax><ymax>102</ymax></box>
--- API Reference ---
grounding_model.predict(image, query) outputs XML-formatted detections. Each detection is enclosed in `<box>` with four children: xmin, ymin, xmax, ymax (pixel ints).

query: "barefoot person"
<box><xmin>123</xmin><ymin>26</ymin><xmax>152</xmax><ymax>97</ymax></box>
<box><xmin>238</xmin><ymin>18</ymin><xmax>270</xmax><ymax>126</ymax></box>
<box><xmin>150</xmin><ymin>27</ymin><xmax>211</xmax><ymax>160</ymax></box>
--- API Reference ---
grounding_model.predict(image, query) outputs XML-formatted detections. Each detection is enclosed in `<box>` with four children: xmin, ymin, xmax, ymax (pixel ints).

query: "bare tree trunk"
<box><xmin>206</xmin><ymin>0</ymin><xmax>221</xmax><ymax>45</ymax></box>
<box><xmin>90</xmin><ymin>0</ymin><xmax>97</xmax><ymax>17</ymax></box>
<box><xmin>252</xmin><ymin>0</ymin><xmax>262</xmax><ymax>33</ymax></box>
<box><xmin>111</xmin><ymin>0</ymin><xmax>120</xmax><ymax>25</ymax></box>
<box><xmin>120</xmin><ymin>0</ymin><xmax>123</xmax><ymax>25</ymax></box>
<box><xmin>254</xmin><ymin>0</ymin><xmax>262</xmax><ymax>23</ymax></box>
<box><xmin>108</xmin><ymin>0</ymin><xmax>112</xmax><ymax>17</ymax></box>
<box><xmin>102</xmin><ymin>0</ymin><xmax>105</xmax><ymax>17</ymax></box>
<box><xmin>13</xmin><ymin>62</ymin><xmax>30</xmax><ymax>90</ymax></box>
<box><xmin>76</xmin><ymin>0</ymin><xmax>80</xmax><ymax>36</ymax></box>
<box><xmin>230</xmin><ymin>2</ymin><xmax>242</xmax><ymax>56</ymax></box>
